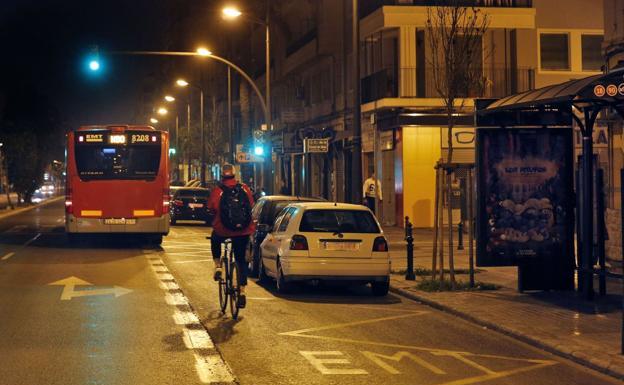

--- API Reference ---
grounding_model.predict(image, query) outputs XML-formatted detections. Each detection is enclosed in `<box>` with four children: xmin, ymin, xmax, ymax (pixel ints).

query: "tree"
<box><xmin>426</xmin><ymin>1</ymin><xmax>490</xmax><ymax>287</ymax></box>
<box><xmin>426</xmin><ymin>1</ymin><xmax>490</xmax><ymax>164</ymax></box>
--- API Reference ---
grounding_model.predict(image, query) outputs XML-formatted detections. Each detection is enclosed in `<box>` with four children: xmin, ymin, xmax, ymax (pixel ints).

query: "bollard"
<box><xmin>405</xmin><ymin>216</ymin><xmax>415</xmax><ymax>280</ymax></box>
<box><xmin>457</xmin><ymin>221</ymin><xmax>464</xmax><ymax>250</ymax></box>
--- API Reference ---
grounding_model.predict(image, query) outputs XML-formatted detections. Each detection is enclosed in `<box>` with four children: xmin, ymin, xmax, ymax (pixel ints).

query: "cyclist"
<box><xmin>208</xmin><ymin>163</ymin><xmax>255</xmax><ymax>308</ymax></box>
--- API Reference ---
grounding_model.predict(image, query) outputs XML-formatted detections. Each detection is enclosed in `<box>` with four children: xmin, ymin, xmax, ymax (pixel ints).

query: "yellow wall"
<box><xmin>402</xmin><ymin>127</ymin><xmax>441</xmax><ymax>228</ymax></box>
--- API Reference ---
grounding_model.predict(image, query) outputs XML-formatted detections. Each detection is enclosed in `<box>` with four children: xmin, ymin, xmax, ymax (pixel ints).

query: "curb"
<box><xmin>0</xmin><ymin>196</ymin><xmax>64</xmax><ymax>221</ymax></box>
<box><xmin>389</xmin><ymin>283</ymin><xmax>624</xmax><ymax>381</ymax></box>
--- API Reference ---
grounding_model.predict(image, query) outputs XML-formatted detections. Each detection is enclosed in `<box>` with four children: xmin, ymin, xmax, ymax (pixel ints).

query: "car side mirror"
<box><xmin>257</xmin><ymin>224</ymin><xmax>271</xmax><ymax>232</ymax></box>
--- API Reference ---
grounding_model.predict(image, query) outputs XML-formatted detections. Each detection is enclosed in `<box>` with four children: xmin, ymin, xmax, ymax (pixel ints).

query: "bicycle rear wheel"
<box><xmin>229</xmin><ymin>261</ymin><xmax>240</xmax><ymax>320</ymax></box>
<box><xmin>218</xmin><ymin>263</ymin><xmax>229</xmax><ymax>314</ymax></box>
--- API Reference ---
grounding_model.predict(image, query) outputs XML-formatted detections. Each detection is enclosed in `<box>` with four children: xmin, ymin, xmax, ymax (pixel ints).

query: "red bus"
<box><xmin>65</xmin><ymin>125</ymin><xmax>170</xmax><ymax>244</ymax></box>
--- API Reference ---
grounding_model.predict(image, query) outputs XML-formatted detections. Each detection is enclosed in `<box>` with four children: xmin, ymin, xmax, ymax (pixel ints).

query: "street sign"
<box><xmin>48</xmin><ymin>276</ymin><xmax>132</xmax><ymax>300</ymax></box>
<box><xmin>236</xmin><ymin>152</ymin><xmax>264</xmax><ymax>163</ymax></box>
<box><xmin>304</xmin><ymin>138</ymin><xmax>329</xmax><ymax>153</ymax></box>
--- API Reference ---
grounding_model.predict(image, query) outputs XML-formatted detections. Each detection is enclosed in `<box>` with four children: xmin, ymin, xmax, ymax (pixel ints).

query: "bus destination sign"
<box><xmin>84</xmin><ymin>134</ymin><xmax>104</xmax><ymax>143</ymax></box>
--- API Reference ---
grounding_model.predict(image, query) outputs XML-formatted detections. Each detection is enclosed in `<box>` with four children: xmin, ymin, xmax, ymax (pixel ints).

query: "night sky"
<box><xmin>0</xmin><ymin>0</ymin><xmax>212</xmax><ymax>129</ymax></box>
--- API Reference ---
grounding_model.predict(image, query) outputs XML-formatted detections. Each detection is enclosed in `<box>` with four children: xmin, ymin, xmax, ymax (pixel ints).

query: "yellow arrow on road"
<box><xmin>48</xmin><ymin>276</ymin><xmax>132</xmax><ymax>300</ymax></box>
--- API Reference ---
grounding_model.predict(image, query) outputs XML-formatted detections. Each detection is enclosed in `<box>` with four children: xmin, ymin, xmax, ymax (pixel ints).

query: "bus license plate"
<box><xmin>104</xmin><ymin>218</ymin><xmax>136</xmax><ymax>225</ymax></box>
<box><xmin>188</xmin><ymin>203</ymin><xmax>204</xmax><ymax>208</ymax></box>
<box><xmin>323</xmin><ymin>242</ymin><xmax>360</xmax><ymax>251</ymax></box>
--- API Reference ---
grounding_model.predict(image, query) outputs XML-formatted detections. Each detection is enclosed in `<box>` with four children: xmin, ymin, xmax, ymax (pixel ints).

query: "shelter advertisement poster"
<box><xmin>476</xmin><ymin>128</ymin><xmax>574</xmax><ymax>267</ymax></box>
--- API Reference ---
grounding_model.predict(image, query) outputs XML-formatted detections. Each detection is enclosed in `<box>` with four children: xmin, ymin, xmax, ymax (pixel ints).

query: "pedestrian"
<box><xmin>208</xmin><ymin>163</ymin><xmax>255</xmax><ymax>308</ymax></box>
<box><xmin>279</xmin><ymin>180</ymin><xmax>290</xmax><ymax>195</ymax></box>
<box><xmin>363</xmin><ymin>171</ymin><xmax>382</xmax><ymax>214</ymax></box>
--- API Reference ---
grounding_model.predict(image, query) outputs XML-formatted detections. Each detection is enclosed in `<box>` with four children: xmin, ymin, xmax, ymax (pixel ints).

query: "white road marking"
<box><xmin>1</xmin><ymin>252</ymin><xmax>15</xmax><ymax>260</ymax></box>
<box><xmin>165</xmin><ymin>292</ymin><xmax>189</xmax><ymax>306</ymax></box>
<box><xmin>48</xmin><ymin>276</ymin><xmax>132</xmax><ymax>300</ymax></box>
<box><xmin>173</xmin><ymin>259</ymin><xmax>214</xmax><ymax>264</ymax></box>
<box><xmin>159</xmin><ymin>281</ymin><xmax>180</xmax><ymax>291</ymax></box>
<box><xmin>173</xmin><ymin>310</ymin><xmax>200</xmax><ymax>326</ymax></box>
<box><xmin>24</xmin><ymin>233</ymin><xmax>41</xmax><ymax>246</ymax></box>
<box><xmin>194</xmin><ymin>354</ymin><xmax>235</xmax><ymax>383</ymax></box>
<box><xmin>246</xmin><ymin>297</ymin><xmax>276</xmax><ymax>301</ymax></box>
<box><xmin>300</xmin><ymin>351</ymin><xmax>368</xmax><ymax>375</ymax></box>
<box><xmin>148</xmin><ymin>253</ymin><xmax>234</xmax><ymax>383</ymax></box>
<box><xmin>158</xmin><ymin>273</ymin><xmax>175</xmax><ymax>281</ymax></box>
<box><xmin>183</xmin><ymin>328</ymin><xmax>214</xmax><ymax>349</ymax></box>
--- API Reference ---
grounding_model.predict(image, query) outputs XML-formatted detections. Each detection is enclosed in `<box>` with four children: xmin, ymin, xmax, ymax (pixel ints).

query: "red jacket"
<box><xmin>208</xmin><ymin>178</ymin><xmax>256</xmax><ymax>237</ymax></box>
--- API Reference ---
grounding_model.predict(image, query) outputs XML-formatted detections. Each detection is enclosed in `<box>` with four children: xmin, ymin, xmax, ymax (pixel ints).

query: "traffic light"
<box><xmin>85</xmin><ymin>45</ymin><xmax>102</xmax><ymax>74</ymax></box>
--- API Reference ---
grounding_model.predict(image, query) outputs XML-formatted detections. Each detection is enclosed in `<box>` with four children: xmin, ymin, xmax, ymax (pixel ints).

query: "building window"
<box><xmin>540</xmin><ymin>33</ymin><xmax>570</xmax><ymax>71</ymax></box>
<box><xmin>581</xmin><ymin>34</ymin><xmax>603</xmax><ymax>71</ymax></box>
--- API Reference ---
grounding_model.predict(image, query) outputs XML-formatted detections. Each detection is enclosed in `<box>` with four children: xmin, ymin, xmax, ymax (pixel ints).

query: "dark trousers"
<box><xmin>365</xmin><ymin>196</ymin><xmax>376</xmax><ymax>214</ymax></box>
<box><xmin>211</xmin><ymin>233</ymin><xmax>250</xmax><ymax>286</ymax></box>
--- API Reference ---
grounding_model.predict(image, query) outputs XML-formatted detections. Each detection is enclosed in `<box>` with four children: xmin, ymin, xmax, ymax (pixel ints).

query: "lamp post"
<box><xmin>177</xmin><ymin>79</ymin><xmax>205</xmax><ymax>186</ymax></box>
<box><xmin>163</xmin><ymin>95</ymin><xmax>180</xmax><ymax>179</ymax></box>
<box><xmin>222</xmin><ymin>4</ymin><xmax>272</xmax><ymax>192</ymax></box>
<box><xmin>352</xmin><ymin>0</ymin><xmax>363</xmax><ymax>204</ymax></box>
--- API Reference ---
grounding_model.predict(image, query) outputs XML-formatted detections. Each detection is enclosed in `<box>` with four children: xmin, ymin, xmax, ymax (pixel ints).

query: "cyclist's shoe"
<box><xmin>213</xmin><ymin>268</ymin><xmax>222</xmax><ymax>281</ymax></box>
<box><xmin>238</xmin><ymin>294</ymin><xmax>246</xmax><ymax>308</ymax></box>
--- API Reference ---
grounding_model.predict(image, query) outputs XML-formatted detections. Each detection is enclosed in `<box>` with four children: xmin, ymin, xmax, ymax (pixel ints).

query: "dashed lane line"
<box><xmin>146</xmin><ymin>251</ymin><xmax>235</xmax><ymax>384</ymax></box>
<box><xmin>1</xmin><ymin>252</ymin><xmax>15</xmax><ymax>261</ymax></box>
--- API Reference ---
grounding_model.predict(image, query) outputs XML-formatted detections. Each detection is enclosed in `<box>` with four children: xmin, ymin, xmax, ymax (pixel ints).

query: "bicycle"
<box><xmin>209</xmin><ymin>237</ymin><xmax>242</xmax><ymax>319</ymax></box>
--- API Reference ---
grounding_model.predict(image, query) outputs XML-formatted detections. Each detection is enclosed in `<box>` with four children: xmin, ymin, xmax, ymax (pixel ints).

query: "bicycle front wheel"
<box><xmin>218</xmin><ymin>264</ymin><xmax>229</xmax><ymax>314</ymax></box>
<box><xmin>229</xmin><ymin>261</ymin><xmax>240</xmax><ymax>320</ymax></box>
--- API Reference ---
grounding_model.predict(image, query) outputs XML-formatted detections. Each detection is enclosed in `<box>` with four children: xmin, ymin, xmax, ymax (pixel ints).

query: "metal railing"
<box><xmin>361</xmin><ymin>66</ymin><xmax>535</xmax><ymax>102</ymax></box>
<box><xmin>361</xmin><ymin>0</ymin><xmax>533</xmax><ymax>18</ymax></box>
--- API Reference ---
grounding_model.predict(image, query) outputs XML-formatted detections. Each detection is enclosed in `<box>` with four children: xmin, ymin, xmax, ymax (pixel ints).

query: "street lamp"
<box><xmin>157</xmin><ymin>107</ymin><xmax>168</xmax><ymax>116</ymax></box>
<box><xmin>176</xmin><ymin>78</ymin><xmax>206</xmax><ymax>186</ymax></box>
<box><xmin>196</xmin><ymin>47</ymin><xmax>212</xmax><ymax>57</ymax></box>
<box><xmin>150</xmin><ymin>118</ymin><xmax>159</xmax><ymax>124</ymax></box>
<box><xmin>164</xmin><ymin>95</ymin><xmax>175</xmax><ymax>102</ymax></box>
<box><xmin>221</xmin><ymin>4</ymin><xmax>272</xmax><ymax>192</ymax></box>
<box><xmin>222</xmin><ymin>6</ymin><xmax>242</xmax><ymax>19</ymax></box>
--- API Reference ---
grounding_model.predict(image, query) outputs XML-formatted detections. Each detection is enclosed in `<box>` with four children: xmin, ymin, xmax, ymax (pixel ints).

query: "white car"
<box><xmin>259</xmin><ymin>202</ymin><xmax>391</xmax><ymax>295</ymax></box>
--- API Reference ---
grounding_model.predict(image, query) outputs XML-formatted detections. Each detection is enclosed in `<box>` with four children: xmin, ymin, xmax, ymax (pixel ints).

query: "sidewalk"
<box><xmin>0</xmin><ymin>193</ymin><xmax>18</xmax><ymax>210</ymax></box>
<box><xmin>382</xmin><ymin>225</ymin><xmax>624</xmax><ymax>380</ymax></box>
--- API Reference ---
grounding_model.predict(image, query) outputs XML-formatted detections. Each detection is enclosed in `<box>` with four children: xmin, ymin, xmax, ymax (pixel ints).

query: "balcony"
<box><xmin>360</xmin><ymin>0</ymin><xmax>533</xmax><ymax>19</ymax></box>
<box><xmin>361</xmin><ymin>66</ymin><xmax>535</xmax><ymax>103</ymax></box>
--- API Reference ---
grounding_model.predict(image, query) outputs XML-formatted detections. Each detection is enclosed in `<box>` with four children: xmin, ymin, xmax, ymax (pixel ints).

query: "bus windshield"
<box><xmin>75</xmin><ymin>145</ymin><xmax>161</xmax><ymax>180</ymax></box>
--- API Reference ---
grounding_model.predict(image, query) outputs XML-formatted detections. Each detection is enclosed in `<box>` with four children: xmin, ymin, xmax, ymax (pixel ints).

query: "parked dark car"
<box><xmin>170</xmin><ymin>188</ymin><xmax>212</xmax><ymax>225</ymax></box>
<box><xmin>248</xmin><ymin>195</ymin><xmax>325</xmax><ymax>277</ymax></box>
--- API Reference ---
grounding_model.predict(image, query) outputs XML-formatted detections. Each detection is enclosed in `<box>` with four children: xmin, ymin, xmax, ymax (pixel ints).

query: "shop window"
<box><xmin>540</xmin><ymin>33</ymin><xmax>569</xmax><ymax>71</ymax></box>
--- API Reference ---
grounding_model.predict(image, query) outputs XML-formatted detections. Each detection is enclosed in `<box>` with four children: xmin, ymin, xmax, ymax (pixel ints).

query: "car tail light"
<box><xmin>173</xmin><ymin>200</ymin><xmax>184</xmax><ymax>207</ymax></box>
<box><xmin>290</xmin><ymin>235</ymin><xmax>308</xmax><ymax>251</ymax></box>
<box><xmin>373</xmin><ymin>236</ymin><xmax>388</xmax><ymax>252</ymax></box>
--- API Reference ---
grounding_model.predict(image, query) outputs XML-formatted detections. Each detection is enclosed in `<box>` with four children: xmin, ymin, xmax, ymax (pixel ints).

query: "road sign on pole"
<box><xmin>303</xmin><ymin>138</ymin><xmax>329</xmax><ymax>153</ymax></box>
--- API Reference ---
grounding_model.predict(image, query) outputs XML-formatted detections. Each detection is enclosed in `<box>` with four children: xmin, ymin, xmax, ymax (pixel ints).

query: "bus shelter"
<box><xmin>476</xmin><ymin>69</ymin><xmax>624</xmax><ymax>296</ymax></box>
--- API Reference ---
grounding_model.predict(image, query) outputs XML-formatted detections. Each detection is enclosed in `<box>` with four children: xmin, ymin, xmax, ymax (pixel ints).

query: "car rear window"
<box><xmin>175</xmin><ymin>189</ymin><xmax>210</xmax><ymax>198</ymax></box>
<box><xmin>299</xmin><ymin>209</ymin><xmax>380</xmax><ymax>233</ymax></box>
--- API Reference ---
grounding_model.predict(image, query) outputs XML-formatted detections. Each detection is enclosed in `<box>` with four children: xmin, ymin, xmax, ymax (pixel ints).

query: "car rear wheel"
<box><xmin>371</xmin><ymin>280</ymin><xmax>389</xmax><ymax>296</ymax></box>
<box><xmin>276</xmin><ymin>258</ymin><xmax>292</xmax><ymax>294</ymax></box>
<box><xmin>258</xmin><ymin>255</ymin><xmax>269</xmax><ymax>284</ymax></box>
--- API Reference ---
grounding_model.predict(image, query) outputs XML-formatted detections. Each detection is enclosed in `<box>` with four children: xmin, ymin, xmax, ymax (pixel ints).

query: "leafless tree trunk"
<box><xmin>426</xmin><ymin>1</ymin><xmax>489</xmax><ymax>285</ymax></box>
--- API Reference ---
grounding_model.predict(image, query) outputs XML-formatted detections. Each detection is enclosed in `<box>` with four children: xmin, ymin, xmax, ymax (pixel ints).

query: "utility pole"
<box><xmin>351</xmin><ymin>0</ymin><xmax>363</xmax><ymax>204</ymax></box>
<box><xmin>228</xmin><ymin>67</ymin><xmax>234</xmax><ymax>163</ymax></box>
<box><xmin>265</xmin><ymin>0</ymin><xmax>272</xmax><ymax>193</ymax></box>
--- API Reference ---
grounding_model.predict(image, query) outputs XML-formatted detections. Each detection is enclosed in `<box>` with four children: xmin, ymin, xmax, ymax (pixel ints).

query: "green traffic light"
<box><xmin>89</xmin><ymin>60</ymin><xmax>100</xmax><ymax>71</ymax></box>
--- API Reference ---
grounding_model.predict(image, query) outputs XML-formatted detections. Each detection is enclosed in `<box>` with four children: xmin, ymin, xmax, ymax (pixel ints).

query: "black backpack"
<box><xmin>218</xmin><ymin>183</ymin><xmax>252</xmax><ymax>231</ymax></box>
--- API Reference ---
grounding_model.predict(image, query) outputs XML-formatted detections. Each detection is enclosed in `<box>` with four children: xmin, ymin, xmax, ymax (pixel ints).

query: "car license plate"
<box><xmin>104</xmin><ymin>218</ymin><xmax>136</xmax><ymax>225</ymax></box>
<box><xmin>323</xmin><ymin>242</ymin><xmax>360</xmax><ymax>251</ymax></box>
<box><xmin>188</xmin><ymin>203</ymin><xmax>204</xmax><ymax>208</ymax></box>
